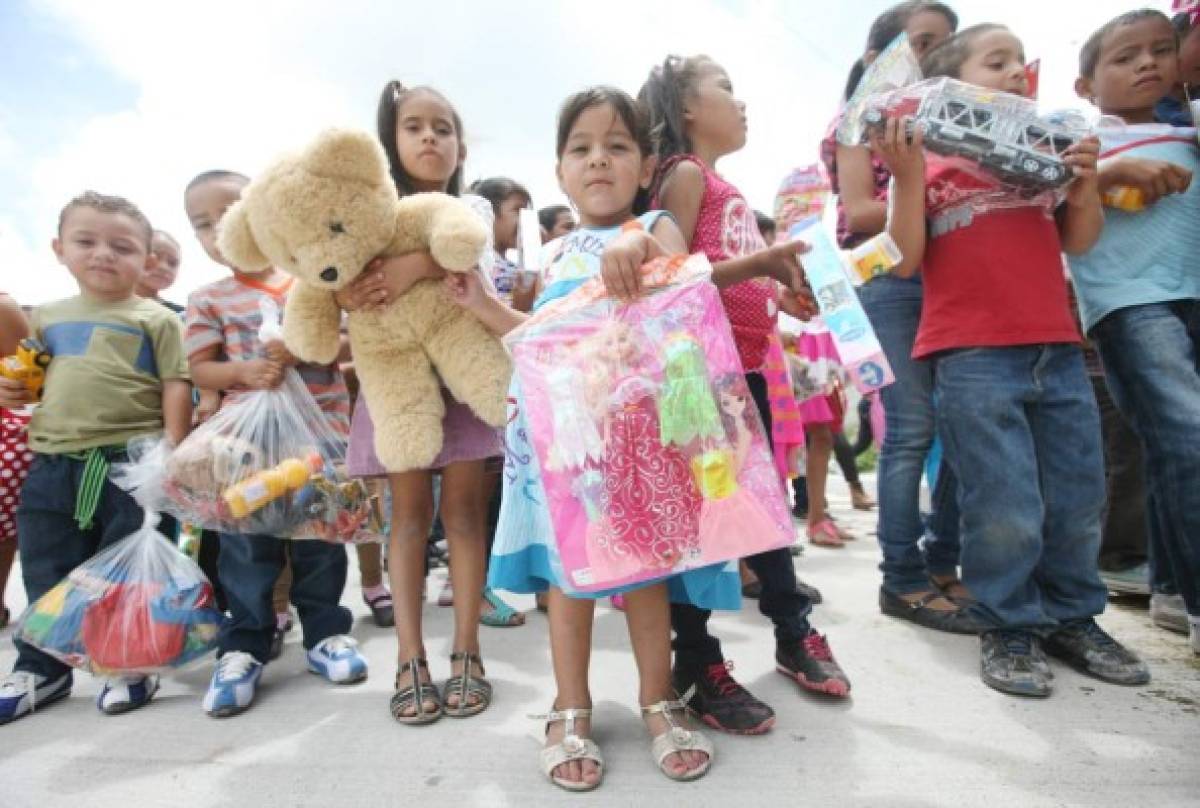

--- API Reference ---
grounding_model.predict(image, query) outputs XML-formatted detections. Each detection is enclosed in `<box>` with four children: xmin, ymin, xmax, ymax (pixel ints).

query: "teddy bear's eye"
<box><xmin>329</xmin><ymin>222</ymin><xmax>345</xmax><ymax>235</ymax></box>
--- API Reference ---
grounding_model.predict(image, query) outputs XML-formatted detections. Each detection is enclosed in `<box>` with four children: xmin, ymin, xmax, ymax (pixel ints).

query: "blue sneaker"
<box><xmin>97</xmin><ymin>675</ymin><xmax>160</xmax><ymax>715</ymax></box>
<box><xmin>0</xmin><ymin>670</ymin><xmax>71</xmax><ymax>725</ymax></box>
<box><xmin>306</xmin><ymin>635</ymin><xmax>368</xmax><ymax>684</ymax></box>
<box><xmin>203</xmin><ymin>652</ymin><xmax>263</xmax><ymax>718</ymax></box>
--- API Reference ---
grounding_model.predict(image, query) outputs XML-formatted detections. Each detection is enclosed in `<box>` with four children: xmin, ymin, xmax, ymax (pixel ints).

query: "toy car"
<box><xmin>861</xmin><ymin>78</ymin><xmax>1081</xmax><ymax>191</ymax></box>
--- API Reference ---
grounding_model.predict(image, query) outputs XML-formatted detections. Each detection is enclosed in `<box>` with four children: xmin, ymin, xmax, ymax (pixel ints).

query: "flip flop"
<box><xmin>806</xmin><ymin>519</ymin><xmax>846</xmax><ymax>548</ymax></box>
<box><xmin>479</xmin><ymin>588</ymin><xmax>524</xmax><ymax>627</ymax></box>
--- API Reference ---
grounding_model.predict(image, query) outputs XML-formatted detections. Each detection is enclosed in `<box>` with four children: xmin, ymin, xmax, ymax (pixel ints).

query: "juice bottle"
<box><xmin>223</xmin><ymin>452</ymin><xmax>323</xmax><ymax>518</ymax></box>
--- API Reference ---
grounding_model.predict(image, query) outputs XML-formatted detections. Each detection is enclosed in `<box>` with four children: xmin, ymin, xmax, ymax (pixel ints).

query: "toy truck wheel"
<box><xmin>1022</xmin><ymin>158</ymin><xmax>1040</xmax><ymax>173</ymax></box>
<box><xmin>1042</xmin><ymin>166</ymin><xmax>1062</xmax><ymax>182</ymax></box>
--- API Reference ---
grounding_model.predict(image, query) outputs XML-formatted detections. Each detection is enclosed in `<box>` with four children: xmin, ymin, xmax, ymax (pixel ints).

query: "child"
<box><xmin>0</xmin><ymin>192</ymin><xmax>191</xmax><ymax>723</ymax></box>
<box><xmin>0</xmin><ymin>292</ymin><xmax>33</xmax><ymax>631</ymax></box>
<box><xmin>1071</xmin><ymin>9</ymin><xmax>1200</xmax><ymax>654</ymax></box>
<box><xmin>459</xmin><ymin>86</ymin><xmax>738</xmax><ymax>789</ymax></box>
<box><xmin>184</xmin><ymin>170</ymin><xmax>366</xmax><ymax>718</ymax></box>
<box><xmin>638</xmin><ymin>55</ymin><xmax>851</xmax><ymax>735</ymax></box>
<box><xmin>538</xmin><ymin>204</ymin><xmax>576</xmax><ymax>242</ymax></box>
<box><xmin>1156</xmin><ymin>9</ymin><xmax>1200</xmax><ymax>125</ymax></box>
<box><xmin>878</xmin><ymin>23</ymin><xmax>1150</xmax><ymax>696</ymax></box>
<box><xmin>136</xmin><ymin>230</ymin><xmax>186</xmax><ymax>314</ymax></box>
<box><xmin>823</xmin><ymin>0</ymin><xmax>976</xmax><ymax>631</ymax></box>
<box><xmin>471</xmin><ymin>177</ymin><xmax>532</xmax><ymax>306</ymax></box>
<box><xmin>336</xmin><ymin>82</ymin><xmax>503</xmax><ymax>724</ymax></box>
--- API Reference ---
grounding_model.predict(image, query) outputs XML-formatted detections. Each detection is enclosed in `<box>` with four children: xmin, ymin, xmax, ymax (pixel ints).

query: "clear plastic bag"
<box><xmin>858</xmin><ymin>77</ymin><xmax>1089</xmax><ymax>195</ymax></box>
<box><xmin>836</xmin><ymin>33</ymin><xmax>922</xmax><ymax>146</ymax></box>
<box><xmin>15</xmin><ymin>512</ymin><xmax>223</xmax><ymax>676</ymax></box>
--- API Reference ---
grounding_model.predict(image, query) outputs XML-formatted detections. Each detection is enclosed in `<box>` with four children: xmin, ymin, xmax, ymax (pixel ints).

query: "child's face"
<box><xmin>185</xmin><ymin>177</ymin><xmax>248</xmax><ymax>269</ymax></box>
<box><xmin>686</xmin><ymin>61</ymin><xmax>747</xmax><ymax>156</ymax></box>
<box><xmin>1084</xmin><ymin>17</ymin><xmax>1179</xmax><ymax>119</ymax></box>
<box><xmin>1181</xmin><ymin>25</ymin><xmax>1200</xmax><ymax>89</ymax></box>
<box><xmin>548</xmin><ymin>210</ymin><xmax>576</xmax><ymax>239</ymax></box>
<box><xmin>394</xmin><ymin>90</ymin><xmax>464</xmax><ymax>192</ymax></box>
<box><xmin>958</xmin><ymin>29</ymin><xmax>1029</xmax><ymax>96</ymax></box>
<box><xmin>141</xmin><ymin>233</ymin><xmax>181</xmax><ymax>294</ymax></box>
<box><xmin>906</xmin><ymin>10</ymin><xmax>955</xmax><ymax>60</ymax></box>
<box><xmin>53</xmin><ymin>207</ymin><xmax>152</xmax><ymax>301</ymax></box>
<box><xmin>494</xmin><ymin>193</ymin><xmax>525</xmax><ymax>253</ymax></box>
<box><xmin>557</xmin><ymin>103</ymin><xmax>654</xmax><ymax>227</ymax></box>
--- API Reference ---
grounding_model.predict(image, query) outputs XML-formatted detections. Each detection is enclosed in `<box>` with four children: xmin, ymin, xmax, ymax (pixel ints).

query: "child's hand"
<box><xmin>238</xmin><ymin>358</ymin><xmax>284</xmax><ymax>390</ymax></box>
<box><xmin>869</xmin><ymin>116</ymin><xmax>925</xmax><ymax>182</ymax></box>
<box><xmin>264</xmin><ymin>339</ymin><xmax>299</xmax><ymax>367</ymax></box>
<box><xmin>0</xmin><ymin>376</ymin><xmax>33</xmax><ymax>408</ymax></box>
<box><xmin>1101</xmin><ymin>157</ymin><xmax>1193</xmax><ymax>205</ymax></box>
<box><xmin>601</xmin><ymin>229</ymin><xmax>663</xmax><ymax>301</ymax></box>
<box><xmin>779</xmin><ymin>284</ymin><xmax>819</xmax><ymax>321</ymax></box>
<box><xmin>444</xmin><ymin>267</ymin><xmax>494</xmax><ymax>312</ymax></box>
<box><xmin>194</xmin><ymin>390</ymin><xmax>220</xmax><ymax>424</ymax></box>
<box><xmin>335</xmin><ymin>253</ymin><xmax>445</xmax><ymax>312</ymax></box>
<box><xmin>754</xmin><ymin>239</ymin><xmax>810</xmax><ymax>291</ymax></box>
<box><xmin>1063</xmin><ymin>136</ymin><xmax>1101</xmax><ymax>206</ymax></box>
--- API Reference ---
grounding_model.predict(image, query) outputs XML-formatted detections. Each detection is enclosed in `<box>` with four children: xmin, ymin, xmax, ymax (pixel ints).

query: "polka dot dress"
<box><xmin>0</xmin><ymin>408</ymin><xmax>32</xmax><ymax>542</ymax></box>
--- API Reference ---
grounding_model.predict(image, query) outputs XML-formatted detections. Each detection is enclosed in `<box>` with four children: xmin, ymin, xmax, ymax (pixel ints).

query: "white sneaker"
<box><xmin>97</xmin><ymin>675</ymin><xmax>160</xmax><ymax>715</ymax></box>
<box><xmin>203</xmin><ymin>652</ymin><xmax>263</xmax><ymax>717</ymax></box>
<box><xmin>1150</xmin><ymin>594</ymin><xmax>1189</xmax><ymax>635</ymax></box>
<box><xmin>0</xmin><ymin>670</ymin><xmax>71</xmax><ymax>725</ymax></box>
<box><xmin>306</xmin><ymin>635</ymin><xmax>368</xmax><ymax>684</ymax></box>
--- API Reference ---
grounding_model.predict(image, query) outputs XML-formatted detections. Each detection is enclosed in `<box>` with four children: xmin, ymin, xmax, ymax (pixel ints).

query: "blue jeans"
<box><xmin>859</xmin><ymin>275</ymin><xmax>961</xmax><ymax>594</ymax></box>
<box><xmin>1093</xmin><ymin>301</ymin><xmax>1200</xmax><ymax>616</ymax></box>
<box><xmin>217</xmin><ymin>533</ymin><xmax>351</xmax><ymax>663</ymax></box>
<box><xmin>13</xmin><ymin>453</ymin><xmax>177</xmax><ymax>680</ymax></box>
<box><xmin>935</xmin><ymin>345</ymin><xmax>1107</xmax><ymax>631</ymax></box>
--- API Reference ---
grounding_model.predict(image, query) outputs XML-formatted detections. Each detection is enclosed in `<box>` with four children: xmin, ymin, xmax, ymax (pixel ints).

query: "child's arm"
<box><xmin>189</xmin><ymin>347</ymin><xmax>283</xmax><ymax>393</ymax></box>
<box><xmin>837</xmin><ymin>144</ymin><xmax>889</xmax><ymax>237</ymax></box>
<box><xmin>0</xmin><ymin>293</ymin><xmax>30</xmax><ymax>357</ymax></box>
<box><xmin>335</xmin><ymin>253</ymin><xmax>445</xmax><ymax>312</ymax></box>
<box><xmin>871</xmin><ymin>117</ymin><xmax>927</xmax><ymax>278</ymax></box>
<box><xmin>162</xmin><ymin>380</ymin><xmax>192</xmax><ymax>445</ymax></box>
<box><xmin>1057</xmin><ymin>137</ymin><xmax>1105</xmax><ymax>256</ymax></box>
<box><xmin>1097</xmin><ymin>157</ymin><xmax>1193</xmax><ymax>205</ymax></box>
<box><xmin>444</xmin><ymin>270</ymin><xmax>528</xmax><ymax>337</ymax></box>
<box><xmin>657</xmin><ymin>161</ymin><xmax>808</xmax><ymax>293</ymax></box>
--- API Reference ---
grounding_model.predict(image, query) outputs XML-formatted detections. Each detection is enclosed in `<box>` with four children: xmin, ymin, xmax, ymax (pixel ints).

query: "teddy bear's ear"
<box><xmin>216</xmin><ymin>197</ymin><xmax>271</xmax><ymax>273</ymax></box>
<box><xmin>303</xmin><ymin>129</ymin><xmax>390</xmax><ymax>188</ymax></box>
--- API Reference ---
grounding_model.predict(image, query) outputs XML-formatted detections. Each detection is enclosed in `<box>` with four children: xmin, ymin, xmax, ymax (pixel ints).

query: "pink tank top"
<box><xmin>653</xmin><ymin>154</ymin><xmax>777</xmax><ymax>372</ymax></box>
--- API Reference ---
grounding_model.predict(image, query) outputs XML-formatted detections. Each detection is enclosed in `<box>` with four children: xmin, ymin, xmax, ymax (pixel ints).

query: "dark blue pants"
<box><xmin>217</xmin><ymin>532</ymin><xmax>351</xmax><ymax>664</ymax></box>
<box><xmin>13</xmin><ymin>453</ymin><xmax>177</xmax><ymax>680</ymax></box>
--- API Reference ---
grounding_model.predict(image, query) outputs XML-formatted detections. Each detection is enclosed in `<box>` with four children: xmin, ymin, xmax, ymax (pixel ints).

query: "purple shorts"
<box><xmin>346</xmin><ymin>390</ymin><xmax>502</xmax><ymax>477</ymax></box>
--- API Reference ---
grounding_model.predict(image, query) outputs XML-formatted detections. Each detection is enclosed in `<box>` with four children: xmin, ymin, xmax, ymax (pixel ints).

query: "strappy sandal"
<box><xmin>479</xmin><ymin>588</ymin><xmax>525</xmax><ymax>628</ymax></box>
<box><xmin>363</xmin><ymin>591</ymin><xmax>394</xmax><ymax>628</ymax></box>
<box><xmin>806</xmin><ymin>519</ymin><xmax>846</xmax><ymax>548</ymax></box>
<box><xmin>443</xmin><ymin>651</ymin><xmax>492</xmax><ymax>718</ymax></box>
<box><xmin>641</xmin><ymin>686</ymin><xmax>714</xmax><ymax>782</ymax></box>
<box><xmin>390</xmin><ymin>657</ymin><xmax>442</xmax><ymax>725</ymax></box>
<box><xmin>530</xmin><ymin>705</ymin><xmax>604</xmax><ymax>792</ymax></box>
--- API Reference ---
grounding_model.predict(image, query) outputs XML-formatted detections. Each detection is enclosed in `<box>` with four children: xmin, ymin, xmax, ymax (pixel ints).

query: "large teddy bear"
<box><xmin>216</xmin><ymin>129</ymin><xmax>512</xmax><ymax>472</ymax></box>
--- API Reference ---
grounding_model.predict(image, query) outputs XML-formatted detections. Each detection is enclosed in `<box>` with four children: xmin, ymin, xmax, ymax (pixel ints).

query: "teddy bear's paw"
<box><xmin>428</xmin><ymin>221</ymin><xmax>488</xmax><ymax>273</ymax></box>
<box><xmin>285</xmin><ymin>331</ymin><xmax>339</xmax><ymax>366</ymax></box>
<box><xmin>375</xmin><ymin>422</ymin><xmax>443</xmax><ymax>472</ymax></box>
<box><xmin>472</xmin><ymin>391</ymin><xmax>508</xmax><ymax>429</ymax></box>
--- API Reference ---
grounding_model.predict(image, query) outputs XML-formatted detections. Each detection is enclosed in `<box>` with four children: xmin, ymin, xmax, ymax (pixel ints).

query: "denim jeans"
<box><xmin>1093</xmin><ymin>301</ymin><xmax>1200</xmax><ymax>616</ymax></box>
<box><xmin>1090</xmin><ymin>375</ymin><xmax>1148</xmax><ymax>571</ymax></box>
<box><xmin>671</xmin><ymin>373</ymin><xmax>813</xmax><ymax>664</ymax></box>
<box><xmin>935</xmin><ymin>344</ymin><xmax>1108</xmax><ymax>630</ymax></box>
<box><xmin>217</xmin><ymin>532</ymin><xmax>351</xmax><ymax>663</ymax></box>
<box><xmin>859</xmin><ymin>274</ymin><xmax>961</xmax><ymax>594</ymax></box>
<box><xmin>13</xmin><ymin>453</ymin><xmax>177</xmax><ymax>680</ymax></box>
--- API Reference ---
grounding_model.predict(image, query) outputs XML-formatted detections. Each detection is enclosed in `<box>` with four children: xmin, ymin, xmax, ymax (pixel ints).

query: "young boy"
<box><xmin>0</xmin><ymin>192</ymin><xmax>191</xmax><ymax>723</ymax></box>
<box><xmin>137</xmin><ymin>230</ymin><xmax>186</xmax><ymax>314</ymax></box>
<box><xmin>876</xmin><ymin>23</ymin><xmax>1150</xmax><ymax>696</ymax></box>
<box><xmin>184</xmin><ymin>170</ymin><xmax>366</xmax><ymax>717</ymax></box>
<box><xmin>1072</xmin><ymin>9</ymin><xmax>1200</xmax><ymax>654</ymax></box>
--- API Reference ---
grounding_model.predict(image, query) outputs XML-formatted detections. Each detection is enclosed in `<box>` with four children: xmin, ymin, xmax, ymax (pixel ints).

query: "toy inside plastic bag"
<box><xmin>836</xmin><ymin>32</ymin><xmax>922</xmax><ymax>145</ymax></box>
<box><xmin>15</xmin><ymin>511</ymin><xmax>223</xmax><ymax>675</ymax></box>
<box><xmin>504</xmin><ymin>254</ymin><xmax>794</xmax><ymax>593</ymax></box>
<box><xmin>773</xmin><ymin>164</ymin><xmax>832</xmax><ymax>234</ymax></box>
<box><xmin>858</xmin><ymin>77</ymin><xmax>1090</xmax><ymax>196</ymax></box>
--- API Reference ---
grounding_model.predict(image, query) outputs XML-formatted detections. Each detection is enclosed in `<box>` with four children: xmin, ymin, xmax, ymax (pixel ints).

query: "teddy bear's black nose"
<box><xmin>320</xmin><ymin>267</ymin><xmax>339</xmax><ymax>283</ymax></box>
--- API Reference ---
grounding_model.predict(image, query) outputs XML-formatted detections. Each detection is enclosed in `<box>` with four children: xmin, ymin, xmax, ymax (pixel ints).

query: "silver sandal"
<box><xmin>641</xmin><ymin>686</ymin><xmax>714</xmax><ymax>782</ymax></box>
<box><xmin>443</xmin><ymin>651</ymin><xmax>492</xmax><ymax>718</ymax></box>
<box><xmin>530</xmin><ymin>705</ymin><xmax>604</xmax><ymax>792</ymax></box>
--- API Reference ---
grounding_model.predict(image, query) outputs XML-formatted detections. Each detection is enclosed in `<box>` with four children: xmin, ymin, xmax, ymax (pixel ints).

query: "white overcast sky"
<box><xmin>1</xmin><ymin>0</ymin><xmax>1153</xmax><ymax>305</ymax></box>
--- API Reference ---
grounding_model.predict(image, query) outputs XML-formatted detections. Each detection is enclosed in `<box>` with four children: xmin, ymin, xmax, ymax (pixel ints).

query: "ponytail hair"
<box><xmin>842</xmin><ymin>1</ymin><xmax>960</xmax><ymax>100</ymax></box>
<box><xmin>375</xmin><ymin>80</ymin><xmax>466</xmax><ymax>198</ymax></box>
<box><xmin>638</xmin><ymin>54</ymin><xmax>715</xmax><ymax>165</ymax></box>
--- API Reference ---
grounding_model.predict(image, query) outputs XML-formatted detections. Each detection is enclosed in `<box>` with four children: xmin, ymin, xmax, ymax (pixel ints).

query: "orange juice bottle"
<box><xmin>1102</xmin><ymin>186</ymin><xmax>1145</xmax><ymax>212</ymax></box>
<box><xmin>223</xmin><ymin>452</ymin><xmax>323</xmax><ymax>518</ymax></box>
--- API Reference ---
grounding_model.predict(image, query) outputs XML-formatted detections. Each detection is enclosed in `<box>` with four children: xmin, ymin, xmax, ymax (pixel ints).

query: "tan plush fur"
<box><xmin>216</xmin><ymin>129</ymin><xmax>512</xmax><ymax>472</ymax></box>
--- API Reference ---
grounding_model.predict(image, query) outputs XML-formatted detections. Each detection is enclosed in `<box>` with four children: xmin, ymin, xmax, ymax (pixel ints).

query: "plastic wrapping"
<box><xmin>859</xmin><ymin>77</ymin><xmax>1089</xmax><ymax>195</ymax></box>
<box><xmin>503</xmin><ymin>254</ymin><xmax>793</xmax><ymax>593</ymax></box>
<box><xmin>773</xmin><ymin>164</ymin><xmax>832</xmax><ymax>234</ymax></box>
<box><xmin>836</xmin><ymin>33</ymin><xmax>922</xmax><ymax>146</ymax></box>
<box><xmin>15</xmin><ymin>512</ymin><xmax>223</xmax><ymax>675</ymax></box>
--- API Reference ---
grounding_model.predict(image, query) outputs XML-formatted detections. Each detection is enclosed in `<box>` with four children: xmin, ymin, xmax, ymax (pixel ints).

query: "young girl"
<box><xmin>638</xmin><ymin>55</ymin><xmax>851</xmax><ymax>736</ymax></box>
<box><xmin>452</xmin><ymin>87</ymin><xmax>733</xmax><ymax>791</ymax></box>
<box><xmin>878</xmin><ymin>23</ymin><xmax>1147</xmax><ymax>696</ymax></box>
<box><xmin>336</xmin><ymin>81</ymin><xmax>502</xmax><ymax>723</ymax></box>
<box><xmin>0</xmin><ymin>292</ymin><xmax>31</xmax><ymax>630</ymax></box>
<box><xmin>822</xmin><ymin>1</ymin><xmax>980</xmax><ymax>631</ymax></box>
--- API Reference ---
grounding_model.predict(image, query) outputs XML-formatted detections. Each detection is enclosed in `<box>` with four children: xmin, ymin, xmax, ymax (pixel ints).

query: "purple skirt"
<box><xmin>347</xmin><ymin>390</ymin><xmax>503</xmax><ymax>477</ymax></box>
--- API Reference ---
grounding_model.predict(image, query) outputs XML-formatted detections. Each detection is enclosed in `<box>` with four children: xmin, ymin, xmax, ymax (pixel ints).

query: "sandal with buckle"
<box><xmin>530</xmin><ymin>705</ymin><xmax>604</xmax><ymax>792</ymax></box>
<box><xmin>390</xmin><ymin>657</ymin><xmax>442</xmax><ymax>725</ymax></box>
<box><xmin>806</xmin><ymin>519</ymin><xmax>846</xmax><ymax>548</ymax></box>
<box><xmin>443</xmin><ymin>651</ymin><xmax>492</xmax><ymax>718</ymax></box>
<box><xmin>641</xmin><ymin>686</ymin><xmax>714</xmax><ymax>782</ymax></box>
<box><xmin>479</xmin><ymin>588</ymin><xmax>525</xmax><ymax>628</ymax></box>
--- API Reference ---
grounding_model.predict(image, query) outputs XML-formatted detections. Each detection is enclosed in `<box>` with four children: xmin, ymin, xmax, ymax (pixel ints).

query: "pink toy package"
<box><xmin>505</xmin><ymin>254</ymin><xmax>794</xmax><ymax>593</ymax></box>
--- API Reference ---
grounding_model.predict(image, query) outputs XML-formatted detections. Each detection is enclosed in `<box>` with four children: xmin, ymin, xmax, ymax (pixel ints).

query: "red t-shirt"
<box><xmin>913</xmin><ymin>155</ymin><xmax>1080</xmax><ymax>359</ymax></box>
